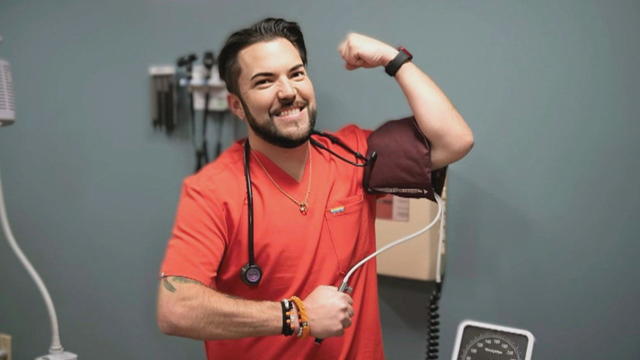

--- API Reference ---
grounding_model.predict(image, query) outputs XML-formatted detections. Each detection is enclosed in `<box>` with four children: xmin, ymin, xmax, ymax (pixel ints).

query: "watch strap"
<box><xmin>384</xmin><ymin>47</ymin><xmax>413</xmax><ymax>77</ymax></box>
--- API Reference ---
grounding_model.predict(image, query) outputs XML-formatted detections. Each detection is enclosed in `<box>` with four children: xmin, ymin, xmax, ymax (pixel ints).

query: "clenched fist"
<box><xmin>338</xmin><ymin>33</ymin><xmax>399</xmax><ymax>70</ymax></box>
<box><xmin>303</xmin><ymin>285</ymin><xmax>355</xmax><ymax>339</ymax></box>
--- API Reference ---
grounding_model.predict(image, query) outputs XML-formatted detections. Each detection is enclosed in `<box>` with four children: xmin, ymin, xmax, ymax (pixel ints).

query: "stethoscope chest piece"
<box><xmin>241</xmin><ymin>263</ymin><xmax>263</xmax><ymax>286</ymax></box>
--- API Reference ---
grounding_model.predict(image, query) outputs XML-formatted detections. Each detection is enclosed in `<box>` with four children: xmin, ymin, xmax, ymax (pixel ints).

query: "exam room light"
<box><xmin>0</xmin><ymin>35</ymin><xmax>77</xmax><ymax>360</ymax></box>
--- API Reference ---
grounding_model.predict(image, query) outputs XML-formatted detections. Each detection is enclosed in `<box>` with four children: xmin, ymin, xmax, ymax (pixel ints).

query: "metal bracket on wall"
<box><xmin>189</xmin><ymin>64</ymin><xmax>228</xmax><ymax>112</ymax></box>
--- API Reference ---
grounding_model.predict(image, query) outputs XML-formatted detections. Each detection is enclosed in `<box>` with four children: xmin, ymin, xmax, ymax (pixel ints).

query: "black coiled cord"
<box><xmin>426</xmin><ymin>282</ymin><xmax>442</xmax><ymax>359</ymax></box>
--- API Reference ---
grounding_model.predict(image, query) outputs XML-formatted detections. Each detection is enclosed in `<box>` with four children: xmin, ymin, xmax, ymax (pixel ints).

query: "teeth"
<box><xmin>277</xmin><ymin>107</ymin><xmax>301</xmax><ymax>117</ymax></box>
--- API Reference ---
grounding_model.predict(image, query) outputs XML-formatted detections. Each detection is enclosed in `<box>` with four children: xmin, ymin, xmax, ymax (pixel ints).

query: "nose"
<box><xmin>276</xmin><ymin>78</ymin><xmax>296</xmax><ymax>100</ymax></box>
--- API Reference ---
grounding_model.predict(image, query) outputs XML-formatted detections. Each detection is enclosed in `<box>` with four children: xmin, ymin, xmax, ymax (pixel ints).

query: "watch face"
<box><xmin>399</xmin><ymin>47</ymin><xmax>413</xmax><ymax>59</ymax></box>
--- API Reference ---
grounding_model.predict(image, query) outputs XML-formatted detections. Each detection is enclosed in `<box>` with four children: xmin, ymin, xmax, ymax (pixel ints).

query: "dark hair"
<box><xmin>218</xmin><ymin>17</ymin><xmax>308</xmax><ymax>95</ymax></box>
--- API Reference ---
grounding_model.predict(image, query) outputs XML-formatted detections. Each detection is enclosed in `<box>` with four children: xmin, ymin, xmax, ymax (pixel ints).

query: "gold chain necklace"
<box><xmin>252</xmin><ymin>145</ymin><xmax>312</xmax><ymax>215</ymax></box>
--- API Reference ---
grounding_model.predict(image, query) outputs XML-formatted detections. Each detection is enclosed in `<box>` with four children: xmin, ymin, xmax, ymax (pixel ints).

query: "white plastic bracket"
<box><xmin>190</xmin><ymin>64</ymin><xmax>228</xmax><ymax>111</ymax></box>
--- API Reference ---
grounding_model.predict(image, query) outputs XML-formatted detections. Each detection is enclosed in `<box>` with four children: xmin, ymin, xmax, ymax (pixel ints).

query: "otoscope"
<box><xmin>200</xmin><ymin>51</ymin><xmax>215</xmax><ymax>165</ymax></box>
<box><xmin>177</xmin><ymin>53</ymin><xmax>201</xmax><ymax>171</ymax></box>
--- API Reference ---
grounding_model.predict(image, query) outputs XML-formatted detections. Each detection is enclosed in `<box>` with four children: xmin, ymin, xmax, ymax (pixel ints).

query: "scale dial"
<box><xmin>459</xmin><ymin>333</ymin><xmax>521</xmax><ymax>360</ymax></box>
<box><xmin>452</xmin><ymin>320</ymin><xmax>534</xmax><ymax>360</ymax></box>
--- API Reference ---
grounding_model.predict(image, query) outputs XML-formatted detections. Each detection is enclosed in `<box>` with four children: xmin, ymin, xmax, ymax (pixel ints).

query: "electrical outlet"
<box><xmin>0</xmin><ymin>333</ymin><xmax>11</xmax><ymax>360</ymax></box>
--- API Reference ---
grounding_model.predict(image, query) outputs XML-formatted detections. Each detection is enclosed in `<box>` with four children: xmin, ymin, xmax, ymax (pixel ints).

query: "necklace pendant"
<box><xmin>299</xmin><ymin>203</ymin><xmax>308</xmax><ymax>215</ymax></box>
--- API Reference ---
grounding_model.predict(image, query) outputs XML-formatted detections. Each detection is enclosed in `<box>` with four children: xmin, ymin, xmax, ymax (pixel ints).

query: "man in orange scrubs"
<box><xmin>157</xmin><ymin>18</ymin><xmax>473</xmax><ymax>360</ymax></box>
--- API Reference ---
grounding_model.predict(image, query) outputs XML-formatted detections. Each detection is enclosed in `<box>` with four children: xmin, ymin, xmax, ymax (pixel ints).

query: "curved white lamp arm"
<box><xmin>0</xmin><ymin>168</ymin><xmax>77</xmax><ymax>359</ymax></box>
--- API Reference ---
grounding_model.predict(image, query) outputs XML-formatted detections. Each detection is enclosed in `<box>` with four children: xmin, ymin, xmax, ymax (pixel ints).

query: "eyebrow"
<box><xmin>250</xmin><ymin>64</ymin><xmax>305</xmax><ymax>81</ymax></box>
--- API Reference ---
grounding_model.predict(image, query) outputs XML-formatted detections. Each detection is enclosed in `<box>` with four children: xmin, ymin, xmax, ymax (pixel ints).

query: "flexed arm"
<box><xmin>338</xmin><ymin>33</ymin><xmax>474</xmax><ymax>169</ymax></box>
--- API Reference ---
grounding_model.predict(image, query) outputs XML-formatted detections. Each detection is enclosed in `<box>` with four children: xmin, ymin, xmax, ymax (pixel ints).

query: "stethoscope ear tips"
<box><xmin>240</xmin><ymin>263</ymin><xmax>263</xmax><ymax>286</ymax></box>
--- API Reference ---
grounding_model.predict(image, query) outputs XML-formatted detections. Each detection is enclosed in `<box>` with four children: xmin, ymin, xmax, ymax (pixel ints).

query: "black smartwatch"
<box><xmin>384</xmin><ymin>47</ymin><xmax>413</xmax><ymax>76</ymax></box>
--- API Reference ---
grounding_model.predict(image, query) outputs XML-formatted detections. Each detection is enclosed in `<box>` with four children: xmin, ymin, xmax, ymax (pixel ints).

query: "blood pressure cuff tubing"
<box><xmin>363</xmin><ymin>116</ymin><xmax>447</xmax><ymax>202</ymax></box>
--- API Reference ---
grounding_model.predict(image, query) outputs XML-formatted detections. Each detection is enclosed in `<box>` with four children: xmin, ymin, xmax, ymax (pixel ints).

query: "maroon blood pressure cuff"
<box><xmin>363</xmin><ymin>116</ymin><xmax>447</xmax><ymax>202</ymax></box>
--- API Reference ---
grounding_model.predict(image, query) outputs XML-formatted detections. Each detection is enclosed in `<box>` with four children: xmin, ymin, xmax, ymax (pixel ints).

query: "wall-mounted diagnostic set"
<box><xmin>150</xmin><ymin>50</ymin><xmax>231</xmax><ymax>172</ymax></box>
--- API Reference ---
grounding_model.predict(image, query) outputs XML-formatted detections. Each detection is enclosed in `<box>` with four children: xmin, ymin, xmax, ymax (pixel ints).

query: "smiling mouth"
<box><xmin>272</xmin><ymin>102</ymin><xmax>307</xmax><ymax>118</ymax></box>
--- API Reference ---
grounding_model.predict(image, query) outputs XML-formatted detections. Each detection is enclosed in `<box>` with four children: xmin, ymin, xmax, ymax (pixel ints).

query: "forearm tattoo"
<box><xmin>162</xmin><ymin>276</ymin><xmax>201</xmax><ymax>293</ymax></box>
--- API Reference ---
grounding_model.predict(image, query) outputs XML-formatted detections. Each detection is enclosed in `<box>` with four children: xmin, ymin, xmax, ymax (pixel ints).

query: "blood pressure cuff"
<box><xmin>363</xmin><ymin>116</ymin><xmax>447</xmax><ymax>202</ymax></box>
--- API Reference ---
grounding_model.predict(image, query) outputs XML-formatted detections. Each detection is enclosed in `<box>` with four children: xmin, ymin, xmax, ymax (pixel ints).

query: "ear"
<box><xmin>227</xmin><ymin>93</ymin><xmax>246</xmax><ymax>121</ymax></box>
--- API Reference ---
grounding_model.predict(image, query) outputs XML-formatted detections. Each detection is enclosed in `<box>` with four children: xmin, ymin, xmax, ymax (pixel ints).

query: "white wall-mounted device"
<box><xmin>0</xmin><ymin>36</ymin><xmax>16</xmax><ymax>127</ymax></box>
<box><xmin>189</xmin><ymin>64</ymin><xmax>228</xmax><ymax>112</ymax></box>
<box><xmin>375</xmin><ymin>186</ymin><xmax>447</xmax><ymax>282</ymax></box>
<box><xmin>452</xmin><ymin>320</ymin><xmax>535</xmax><ymax>360</ymax></box>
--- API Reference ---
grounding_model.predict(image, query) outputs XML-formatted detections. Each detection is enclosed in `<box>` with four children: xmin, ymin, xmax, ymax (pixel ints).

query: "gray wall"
<box><xmin>1</xmin><ymin>0</ymin><xmax>639</xmax><ymax>359</ymax></box>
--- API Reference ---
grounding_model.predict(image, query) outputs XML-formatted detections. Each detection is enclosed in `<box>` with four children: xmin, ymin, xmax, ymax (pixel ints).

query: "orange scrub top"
<box><xmin>160</xmin><ymin>125</ymin><xmax>384</xmax><ymax>360</ymax></box>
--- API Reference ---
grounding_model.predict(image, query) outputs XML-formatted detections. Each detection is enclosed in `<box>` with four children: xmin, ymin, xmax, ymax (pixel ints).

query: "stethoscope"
<box><xmin>241</xmin><ymin>130</ymin><xmax>445</xmax><ymax>345</ymax></box>
<box><xmin>240</xmin><ymin>131</ymin><xmax>444</xmax><ymax>289</ymax></box>
<box><xmin>240</xmin><ymin>131</ymin><xmax>373</xmax><ymax>286</ymax></box>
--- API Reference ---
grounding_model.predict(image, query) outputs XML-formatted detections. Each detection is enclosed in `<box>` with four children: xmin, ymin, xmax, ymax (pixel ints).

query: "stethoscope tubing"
<box><xmin>315</xmin><ymin>194</ymin><xmax>443</xmax><ymax>343</ymax></box>
<box><xmin>340</xmin><ymin>193</ymin><xmax>443</xmax><ymax>291</ymax></box>
<box><xmin>244</xmin><ymin>137</ymin><xmax>444</xmax><ymax>343</ymax></box>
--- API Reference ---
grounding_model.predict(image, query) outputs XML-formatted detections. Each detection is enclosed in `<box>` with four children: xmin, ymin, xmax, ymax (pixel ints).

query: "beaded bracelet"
<box><xmin>290</xmin><ymin>296</ymin><xmax>310</xmax><ymax>339</ymax></box>
<box><xmin>280</xmin><ymin>299</ymin><xmax>294</xmax><ymax>336</ymax></box>
<box><xmin>289</xmin><ymin>304</ymin><xmax>300</xmax><ymax>335</ymax></box>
